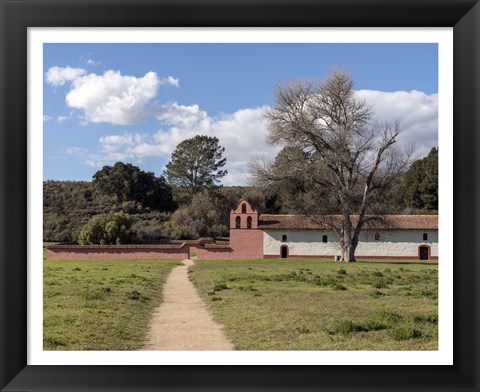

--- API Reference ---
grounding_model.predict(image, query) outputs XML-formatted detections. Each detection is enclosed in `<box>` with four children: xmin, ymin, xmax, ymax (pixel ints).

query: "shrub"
<box><xmin>213</xmin><ymin>282</ymin><xmax>229</xmax><ymax>291</ymax></box>
<box><xmin>78</xmin><ymin>212</ymin><xmax>136</xmax><ymax>245</ymax></box>
<box><xmin>370</xmin><ymin>290</ymin><xmax>385</xmax><ymax>298</ymax></box>
<box><xmin>126</xmin><ymin>290</ymin><xmax>150</xmax><ymax>302</ymax></box>
<box><xmin>372</xmin><ymin>281</ymin><xmax>388</xmax><ymax>289</ymax></box>
<box><xmin>389</xmin><ymin>326</ymin><xmax>422</xmax><ymax>341</ymax></box>
<box><xmin>420</xmin><ymin>288</ymin><xmax>438</xmax><ymax>299</ymax></box>
<box><xmin>312</xmin><ymin>275</ymin><xmax>336</xmax><ymax>287</ymax></box>
<box><xmin>238</xmin><ymin>285</ymin><xmax>258</xmax><ymax>292</ymax></box>
<box><xmin>328</xmin><ymin>319</ymin><xmax>386</xmax><ymax>335</ymax></box>
<box><xmin>362</xmin><ymin>320</ymin><xmax>388</xmax><ymax>331</ymax></box>
<box><xmin>328</xmin><ymin>320</ymin><xmax>364</xmax><ymax>335</ymax></box>
<box><xmin>131</xmin><ymin>212</ymin><xmax>170</xmax><ymax>242</ymax></box>
<box><xmin>83</xmin><ymin>291</ymin><xmax>104</xmax><ymax>300</ymax></box>
<box><xmin>127</xmin><ymin>290</ymin><xmax>141</xmax><ymax>300</ymax></box>
<box><xmin>413</xmin><ymin>313</ymin><xmax>438</xmax><ymax>323</ymax></box>
<box><xmin>332</xmin><ymin>283</ymin><xmax>347</xmax><ymax>291</ymax></box>
<box><xmin>163</xmin><ymin>192</ymin><xmax>229</xmax><ymax>239</ymax></box>
<box><xmin>377</xmin><ymin>310</ymin><xmax>402</xmax><ymax>323</ymax></box>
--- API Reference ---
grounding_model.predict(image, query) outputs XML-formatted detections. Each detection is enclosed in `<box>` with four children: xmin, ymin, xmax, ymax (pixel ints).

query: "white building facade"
<box><xmin>202</xmin><ymin>200</ymin><xmax>440</xmax><ymax>261</ymax></box>
<box><xmin>263</xmin><ymin>229</ymin><xmax>438</xmax><ymax>260</ymax></box>
<box><xmin>256</xmin><ymin>209</ymin><xmax>438</xmax><ymax>260</ymax></box>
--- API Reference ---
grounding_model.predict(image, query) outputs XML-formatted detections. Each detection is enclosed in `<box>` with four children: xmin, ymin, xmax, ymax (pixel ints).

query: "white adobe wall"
<box><xmin>263</xmin><ymin>229</ymin><xmax>438</xmax><ymax>257</ymax></box>
<box><xmin>264</xmin><ymin>230</ymin><xmax>338</xmax><ymax>256</ymax></box>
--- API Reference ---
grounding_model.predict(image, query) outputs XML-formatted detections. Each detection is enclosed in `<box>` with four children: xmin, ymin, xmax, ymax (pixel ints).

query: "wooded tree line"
<box><xmin>43</xmin><ymin>71</ymin><xmax>438</xmax><ymax>249</ymax></box>
<box><xmin>43</xmin><ymin>146</ymin><xmax>437</xmax><ymax>244</ymax></box>
<box><xmin>43</xmin><ymin>177</ymin><xmax>275</xmax><ymax>243</ymax></box>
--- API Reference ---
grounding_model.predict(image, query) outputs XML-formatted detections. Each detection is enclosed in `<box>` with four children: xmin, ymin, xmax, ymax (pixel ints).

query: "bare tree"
<box><xmin>250</xmin><ymin>70</ymin><xmax>414</xmax><ymax>262</ymax></box>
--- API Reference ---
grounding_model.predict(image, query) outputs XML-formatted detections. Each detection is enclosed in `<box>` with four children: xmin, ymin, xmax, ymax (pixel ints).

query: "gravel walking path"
<box><xmin>143</xmin><ymin>258</ymin><xmax>234</xmax><ymax>350</ymax></box>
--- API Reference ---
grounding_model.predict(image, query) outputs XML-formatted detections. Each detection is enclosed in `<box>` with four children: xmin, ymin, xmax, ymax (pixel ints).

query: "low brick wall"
<box><xmin>193</xmin><ymin>246</ymin><xmax>235</xmax><ymax>260</ymax></box>
<box><xmin>46</xmin><ymin>244</ymin><xmax>438</xmax><ymax>262</ymax></box>
<box><xmin>46</xmin><ymin>244</ymin><xmax>188</xmax><ymax>260</ymax></box>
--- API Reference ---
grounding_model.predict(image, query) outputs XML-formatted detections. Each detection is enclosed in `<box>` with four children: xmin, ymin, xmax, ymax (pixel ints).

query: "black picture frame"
<box><xmin>1</xmin><ymin>1</ymin><xmax>479</xmax><ymax>391</ymax></box>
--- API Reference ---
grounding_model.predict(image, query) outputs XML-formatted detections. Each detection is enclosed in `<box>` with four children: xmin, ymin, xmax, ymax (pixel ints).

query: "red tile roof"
<box><xmin>258</xmin><ymin>214</ymin><xmax>438</xmax><ymax>230</ymax></box>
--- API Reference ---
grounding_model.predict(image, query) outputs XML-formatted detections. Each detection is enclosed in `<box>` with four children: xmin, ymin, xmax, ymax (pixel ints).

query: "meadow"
<box><xmin>189</xmin><ymin>259</ymin><xmax>438</xmax><ymax>350</ymax></box>
<box><xmin>43</xmin><ymin>259</ymin><xmax>180</xmax><ymax>350</ymax></box>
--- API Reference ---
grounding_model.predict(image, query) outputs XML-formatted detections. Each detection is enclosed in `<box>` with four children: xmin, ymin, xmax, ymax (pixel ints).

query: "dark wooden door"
<box><xmin>419</xmin><ymin>246</ymin><xmax>429</xmax><ymax>260</ymax></box>
<box><xmin>281</xmin><ymin>246</ymin><xmax>288</xmax><ymax>258</ymax></box>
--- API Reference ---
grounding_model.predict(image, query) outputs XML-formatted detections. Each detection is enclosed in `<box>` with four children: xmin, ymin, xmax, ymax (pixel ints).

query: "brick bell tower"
<box><xmin>230</xmin><ymin>199</ymin><xmax>258</xmax><ymax>230</ymax></box>
<box><xmin>227</xmin><ymin>199</ymin><xmax>263</xmax><ymax>259</ymax></box>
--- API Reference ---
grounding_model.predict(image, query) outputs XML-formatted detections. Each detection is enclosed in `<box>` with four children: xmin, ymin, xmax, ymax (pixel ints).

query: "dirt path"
<box><xmin>143</xmin><ymin>258</ymin><xmax>234</xmax><ymax>350</ymax></box>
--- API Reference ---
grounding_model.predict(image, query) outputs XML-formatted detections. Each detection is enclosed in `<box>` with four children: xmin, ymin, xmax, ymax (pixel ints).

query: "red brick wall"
<box><xmin>193</xmin><ymin>247</ymin><xmax>235</xmax><ymax>260</ymax></box>
<box><xmin>46</xmin><ymin>246</ymin><xmax>188</xmax><ymax>260</ymax></box>
<box><xmin>194</xmin><ymin>229</ymin><xmax>264</xmax><ymax>260</ymax></box>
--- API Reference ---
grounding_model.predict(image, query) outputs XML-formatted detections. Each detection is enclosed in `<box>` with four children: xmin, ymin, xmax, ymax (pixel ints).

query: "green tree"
<box><xmin>165</xmin><ymin>135</ymin><xmax>227</xmax><ymax>195</ymax></box>
<box><xmin>78</xmin><ymin>212</ymin><xmax>136</xmax><ymax>245</ymax></box>
<box><xmin>92</xmin><ymin>162</ymin><xmax>173</xmax><ymax>211</ymax></box>
<box><xmin>402</xmin><ymin>147</ymin><xmax>438</xmax><ymax>211</ymax></box>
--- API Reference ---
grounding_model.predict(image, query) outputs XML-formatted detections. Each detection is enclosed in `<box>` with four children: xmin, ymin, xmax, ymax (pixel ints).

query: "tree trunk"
<box><xmin>348</xmin><ymin>244</ymin><xmax>357</xmax><ymax>262</ymax></box>
<box><xmin>340</xmin><ymin>243</ymin><xmax>357</xmax><ymax>262</ymax></box>
<box><xmin>339</xmin><ymin>217</ymin><xmax>359</xmax><ymax>262</ymax></box>
<box><xmin>348</xmin><ymin>231</ymin><xmax>359</xmax><ymax>262</ymax></box>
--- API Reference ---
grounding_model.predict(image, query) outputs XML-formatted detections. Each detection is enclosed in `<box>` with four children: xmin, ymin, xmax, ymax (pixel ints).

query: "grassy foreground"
<box><xmin>44</xmin><ymin>259</ymin><xmax>180</xmax><ymax>350</ymax></box>
<box><xmin>189</xmin><ymin>259</ymin><xmax>438</xmax><ymax>350</ymax></box>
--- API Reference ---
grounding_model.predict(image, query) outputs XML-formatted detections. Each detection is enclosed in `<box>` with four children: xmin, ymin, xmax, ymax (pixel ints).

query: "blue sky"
<box><xmin>43</xmin><ymin>43</ymin><xmax>438</xmax><ymax>184</ymax></box>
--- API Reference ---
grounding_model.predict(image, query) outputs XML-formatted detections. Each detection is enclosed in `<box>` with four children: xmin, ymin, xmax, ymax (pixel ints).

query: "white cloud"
<box><xmin>129</xmin><ymin>143</ymin><xmax>172</xmax><ymax>157</ymax></box>
<box><xmin>355</xmin><ymin>89</ymin><xmax>438</xmax><ymax>156</ymax></box>
<box><xmin>155</xmin><ymin>103</ymin><xmax>209</xmax><ymax>128</ymax></box>
<box><xmin>65</xmin><ymin>70</ymin><xmax>160</xmax><ymax>125</ymax></box>
<box><xmin>83</xmin><ymin>89</ymin><xmax>437</xmax><ymax>185</ymax></box>
<box><xmin>43</xmin><ymin>115</ymin><xmax>53</xmax><ymax>122</ymax></box>
<box><xmin>46</xmin><ymin>66</ymin><xmax>86</xmax><ymax>87</ymax></box>
<box><xmin>46</xmin><ymin>67</ymin><xmax>181</xmax><ymax>126</ymax></box>
<box><xmin>56</xmin><ymin>115</ymin><xmax>68</xmax><ymax>123</ymax></box>
<box><xmin>160</xmin><ymin>76</ymin><xmax>180</xmax><ymax>87</ymax></box>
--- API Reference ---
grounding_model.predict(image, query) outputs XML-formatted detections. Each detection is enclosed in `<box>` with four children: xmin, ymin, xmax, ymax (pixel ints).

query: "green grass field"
<box><xmin>189</xmin><ymin>259</ymin><xmax>438</xmax><ymax>350</ymax></box>
<box><xmin>43</xmin><ymin>259</ymin><xmax>180</xmax><ymax>350</ymax></box>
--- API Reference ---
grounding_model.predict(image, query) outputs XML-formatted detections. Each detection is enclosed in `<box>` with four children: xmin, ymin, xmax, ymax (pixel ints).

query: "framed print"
<box><xmin>1</xmin><ymin>0</ymin><xmax>479</xmax><ymax>391</ymax></box>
